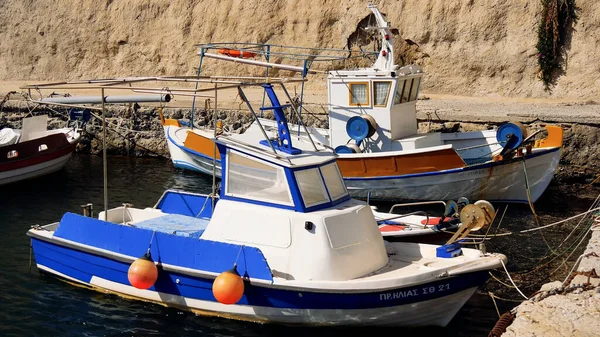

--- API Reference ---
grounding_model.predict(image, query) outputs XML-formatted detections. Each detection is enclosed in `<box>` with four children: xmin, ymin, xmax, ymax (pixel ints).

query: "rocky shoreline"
<box><xmin>2</xmin><ymin>95</ymin><xmax>599</xmax><ymax>185</ymax></box>
<box><xmin>494</xmin><ymin>226</ymin><xmax>600</xmax><ymax>337</ymax></box>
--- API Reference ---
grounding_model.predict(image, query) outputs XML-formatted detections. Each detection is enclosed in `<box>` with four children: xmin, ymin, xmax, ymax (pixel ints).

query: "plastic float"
<box><xmin>26</xmin><ymin>81</ymin><xmax>506</xmax><ymax>327</ymax></box>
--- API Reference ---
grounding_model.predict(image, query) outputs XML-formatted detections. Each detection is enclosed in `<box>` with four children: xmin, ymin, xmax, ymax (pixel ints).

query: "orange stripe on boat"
<box><xmin>379</xmin><ymin>224</ymin><xmax>406</xmax><ymax>232</ymax></box>
<box><xmin>534</xmin><ymin>125</ymin><xmax>563</xmax><ymax>148</ymax></box>
<box><xmin>163</xmin><ymin>119</ymin><xmax>181</xmax><ymax>127</ymax></box>
<box><xmin>183</xmin><ymin>131</ymin><xmax>221</xmax><ymax>159</ymax></box>
<box><xmin>337</xmin><ymin>148</ymin><xmax>466</xmax><ymax>178</ymax></box>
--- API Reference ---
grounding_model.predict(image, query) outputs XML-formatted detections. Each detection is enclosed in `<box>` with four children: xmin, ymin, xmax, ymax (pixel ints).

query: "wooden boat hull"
<box><xmin>343</xmin><ymin>147</ymin><xmax>561</xmax><ymax>203</ymax></box>
<box><xmin>162</xmin><ymin>121</ymin><xmax>560</xmax><ymax>203</ymax></box>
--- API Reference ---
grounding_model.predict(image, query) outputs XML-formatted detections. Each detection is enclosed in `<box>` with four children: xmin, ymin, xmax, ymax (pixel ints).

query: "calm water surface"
<box><xmin>0</xmin><ymin>154</ymin><xmax>597</xmax><ymax>337</ymax></box>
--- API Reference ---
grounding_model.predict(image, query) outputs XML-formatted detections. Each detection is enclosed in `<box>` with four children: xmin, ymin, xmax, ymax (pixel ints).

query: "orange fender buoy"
<box><xmin>217</xmin><ymin>48</ymin><xmax>257</xmax><ymax>59</ymax></box>
<box><xmin>212</xmin><ymin>266</ymin><xmax>245</xmax><ymax>305</ymax></box>
<box><xmin>127</xmin><ymin>253</ymin><xmax>158</xmax><ymax>290</ymax></box>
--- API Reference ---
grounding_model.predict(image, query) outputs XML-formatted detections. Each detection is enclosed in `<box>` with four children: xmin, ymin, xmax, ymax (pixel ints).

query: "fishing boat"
<box><xmin>27</xmin><ymin>81</ymin><xmax>505</xmax><ymax>327</ymax></box>
<box><xmin>161</xmin><ymin>4</ymin><xmax>563</xmax><ymax>204</ymax></box>
<box><xmin>0</xmin><ymin>111</ymin><xmax>87</xmax><ymax>185</ymax></box>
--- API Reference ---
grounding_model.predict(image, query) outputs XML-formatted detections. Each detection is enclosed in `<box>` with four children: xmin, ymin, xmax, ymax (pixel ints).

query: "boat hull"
<box><xmin>0</xmin><ymin>133</ymin><xmax>78</xmax><ymax>185</ymax></box>
<box><xmin>164</xmin><ymin>125</ymin><xmax>222</xmax><ymax>177</ymax></box>
<box><xmin>345</xmin><ymin>148</ymin><xmax>561</xmax><ymax>203</ymax></box>
<box><xmin>31</xmin><ymin>236</ymin><xmax>489</xmax><ymax>327</ymax></box>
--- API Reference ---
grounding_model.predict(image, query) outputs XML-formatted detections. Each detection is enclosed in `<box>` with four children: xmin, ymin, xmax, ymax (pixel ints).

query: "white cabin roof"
<box><xmin>216</xmin><ymin>133</ymin><xmax>336</xmax><ymax>169</ymax></box>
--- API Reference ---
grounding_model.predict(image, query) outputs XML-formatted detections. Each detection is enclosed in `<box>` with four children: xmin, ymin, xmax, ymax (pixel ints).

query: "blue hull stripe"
<box><xmin>32</xmin><ymin>237</ymin><xmax>490</xmax><ymax>310</ymax></box>
<box><xmin>53</xmin><ymin>213</ymin><xmax>273</xmax><ymax>281</ymax></box>
<box><xmin>343</xmin><ymin>147</ymin><xmax>560</xmax><ymax>181</ymax></box>
<box><xmin>172</xmin><ymin>160</ymin><xmax>205</xmax><ymax>173</ymax></box>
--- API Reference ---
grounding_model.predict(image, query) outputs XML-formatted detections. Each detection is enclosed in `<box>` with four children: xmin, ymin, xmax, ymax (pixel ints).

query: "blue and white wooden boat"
<box><xmin>27</xmin><ymin>84</ymin><xmax>506</xmax><ymax>327</ymax></box>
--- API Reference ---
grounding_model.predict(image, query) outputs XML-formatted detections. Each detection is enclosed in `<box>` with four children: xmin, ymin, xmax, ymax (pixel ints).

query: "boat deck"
<box><xmin>132</xmin><ymin>214</ymin><xmax>209</xmax><ymax>239</ymax></box>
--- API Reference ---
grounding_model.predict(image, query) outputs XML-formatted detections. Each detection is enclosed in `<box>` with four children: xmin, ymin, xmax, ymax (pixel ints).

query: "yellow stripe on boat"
<box><xmin>183</xmin><ymin>131</ymin><xmax>221</xmax><ymax>159</ymax></box>
<box><xmin>534</xmin><ymin>125</ymin><xmax>563</xmax><ymax>148</ymax></box>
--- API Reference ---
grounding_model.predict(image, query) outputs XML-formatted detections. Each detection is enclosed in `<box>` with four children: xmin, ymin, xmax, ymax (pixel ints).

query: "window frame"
<box><xmin>409</xmin><ymin>77</ymin><xmax>421</xmax><ymax>101</ymax></box>
<box><xmin>294</xmin><ymin>168</ymin><xmax>331</xmax><ymax>208</ymax></box>
<box><xmin>348</xmin><ymin>82</ymin><xmax>370</xmax><ymax>107</ymax></box>
<box><xmin>394</xmin><ymin>80</ymin><xmax>406</xmax><ymax>104</ymax></box>
<box><xmin>225</xmin><ymin>149</ymin><xmax>295</xmax><ymax>206</ymax></box>
<box><xmin>319</xmin><ymin>162</ymin><xmax>349</xmax><ymax>201</ymax></box>
<box><xmin>373</xmin><ymin>80</ymin><xmax>392</xmax><ymax>107</ymax></box>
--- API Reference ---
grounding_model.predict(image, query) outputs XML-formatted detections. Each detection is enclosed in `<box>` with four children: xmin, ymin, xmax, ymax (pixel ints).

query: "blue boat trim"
<box><xmin>31</xmin><ymin>237</ymin><xmax>490</xmax><ymax>310</ymax></box>
<box><xmin>216</xmin><ymin>143</ymin><xmax>352</xmax><ymax>213</ymax></box>
<box><xmin>172</xmin><ymin>159</ymin><xmax>205</xmax><ymax>173</ymax></box>
<box><xmin>342</xmin><ymin>147</ymin><xmax>561</xmax><ymax>181</ymax></box>
<box><xmin>155</xmin><ymin>190</ymin><xmax>216</xmax><ymax>218</ymax></box>
<box><xmin>52</xmin><ymin>213</ymin><xmax>273</xmax><ymax>282</ymax></box>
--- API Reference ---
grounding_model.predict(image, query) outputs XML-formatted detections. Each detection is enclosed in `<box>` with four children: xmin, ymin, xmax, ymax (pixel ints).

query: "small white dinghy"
<box><xmin>27</xmin><ymin>81</ymin><xmax>505</xmax><ymax>327</ymax></box>
<box><xmin>373</xmin><ymin>199</ymin><xmax>496</xmax><ymax>240</ymax></box>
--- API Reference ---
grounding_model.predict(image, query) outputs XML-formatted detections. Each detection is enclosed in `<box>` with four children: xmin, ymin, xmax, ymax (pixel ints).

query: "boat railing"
<box><xmin>195</xmin><ymin>42</ymin><xmax>377</xmax><ymax>65</ymax></box>
<box><xmin>389</xmin><ymin>201</ymin><xmax>447</xmax><ymax>214</ymax></box>
<box><xmin>20</xmin><ymin>76</ymin><xmax>312</xmax><ymax>219</ymax></box>
<box><xmin>375</xmin><ymin>210</ymin><xmax>430</xmax><ymax>227</ymax></box>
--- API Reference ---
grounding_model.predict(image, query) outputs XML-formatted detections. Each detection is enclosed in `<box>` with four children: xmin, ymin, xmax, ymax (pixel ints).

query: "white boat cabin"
<box><xmin>199</xmin><ymin>135</ymin><xmax>389</xmax><ymax>281</ymax></box>
<box><xmin>328</xmin><ymin>65</ymin><xmax>426</xmax><ymax>152</ymax></box>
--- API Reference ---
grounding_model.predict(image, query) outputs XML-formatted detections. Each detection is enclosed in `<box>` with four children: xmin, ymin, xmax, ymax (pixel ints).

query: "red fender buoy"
<box><xmin>127</xmin><ymin>253</ymin><xmax>158</xmax><ymax>289</ymax></box>
<box><xmin>212</xmin><ymin>266</ymin><xmax>244</xmax><ymax>305</ymax></box>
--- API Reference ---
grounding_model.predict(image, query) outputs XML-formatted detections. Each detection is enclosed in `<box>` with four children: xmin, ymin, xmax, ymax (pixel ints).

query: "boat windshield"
<box><xmin>225</xmin><ymin>150</ymin><xmax>294</xmax><ymax>206</ymax></box>
<box><xmin>294</xmin><ymin>162</ymin><xmax>349</xmax><ymax>208</ymax></box>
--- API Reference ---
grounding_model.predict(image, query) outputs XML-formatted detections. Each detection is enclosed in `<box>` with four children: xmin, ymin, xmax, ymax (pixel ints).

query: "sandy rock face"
<box><xmin>0</xmin><ymin>1</ymin><xmax>597</xmax><ymax>99</ymax></box>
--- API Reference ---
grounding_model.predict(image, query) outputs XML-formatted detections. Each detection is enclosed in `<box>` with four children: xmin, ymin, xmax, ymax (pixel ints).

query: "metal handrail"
<box><xmin>389</xmin><ymin>200</ymin><xmax>447</xmax><ymax>214</ymax></box>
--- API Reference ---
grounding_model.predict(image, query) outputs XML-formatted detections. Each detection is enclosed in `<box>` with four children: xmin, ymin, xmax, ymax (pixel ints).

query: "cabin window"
<box><xmin>402</xmin><ymin>78</ymin><xmax>413</xmax><ymax>102</ymax></box>
<box><xmin>295</xmin><ymin>168</ymin><xmax>330</xmax><ymax>207</ymax></box>
<box><xmin>373</xmin><ymin>81</ymin><xmax>391</xmax><ymax>107</ymax></box>
<box><xmin>320</xmin><ymin>162</ymin><xmax>348</xmax><ymax>201</ymax></box>
<box><xmin>409</xmin><ymin>77</ymin><xmax>421</xmax><ymax>101</ymax></box>
<box><xmin>393</xmin><ymin>80</ymin><xmax>406</xmax><ymax>104</ymax></box>
<box><xmin>226</xmin><ymin>150</ymin><xmax>293</xmax><ymax>205</ymax></box>
<box><xmin>349</xmin><ymin>82</ymin><xmax>369</xmax><ymax>106</ymax></box>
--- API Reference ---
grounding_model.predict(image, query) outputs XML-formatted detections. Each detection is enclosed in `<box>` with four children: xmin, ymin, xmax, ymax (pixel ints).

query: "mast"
<box><xmin>367</xmin><ymin>4</ymin><xmax>396</xmax><ymax>71</ymax></box>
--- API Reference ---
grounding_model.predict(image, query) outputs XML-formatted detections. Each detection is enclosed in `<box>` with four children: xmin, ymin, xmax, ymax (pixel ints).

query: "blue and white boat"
<box><xmin>27</xmin><ymin>84</ymin><xmax>506</xmax><ymax>327</ymax></box>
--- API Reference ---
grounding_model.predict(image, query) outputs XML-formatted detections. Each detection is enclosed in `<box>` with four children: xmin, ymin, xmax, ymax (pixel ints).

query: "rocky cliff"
<box><xmin>0</xmin><ymin>0</ymin><xmax>598</xmax><ymax>100</ymax></box>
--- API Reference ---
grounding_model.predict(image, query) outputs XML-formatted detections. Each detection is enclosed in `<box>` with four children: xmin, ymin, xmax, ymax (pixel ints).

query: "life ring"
<box><xmin>217</xmin><ymin>48</ymin><xmax>257</xmax><ymax>58</ymax></box>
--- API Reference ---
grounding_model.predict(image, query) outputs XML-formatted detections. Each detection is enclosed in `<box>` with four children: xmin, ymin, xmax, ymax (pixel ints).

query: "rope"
<box><xmin>488</xmin><ymin>292</ymin><xmax>501</xmax><ymax>318</ymax></box>
<box><xmin>500</xmin><ymin>258</ymin><xmax>529</xmax><ymax>300</ymax></box>
<box><xmin>557</xmin><ymin>193</ymin><xmax>600</xmax><ymax>248</ymax></box>
<box><xmin>456</xmin><ymin>207</ymin><xmax>600</xmax><ymax>238</ymax></box>
<box><xmin>146</xmin><ymin>230</ymin><xmax>156</xmax><ymax>257</ymax></box>
<box><xmin>233</xmin><ymin>244</ymin><xmax>245</xmax><ymax>271</ymax></box>
<box><xmin>522</xmin><ymin>159</ymin><xmax>558</xmax><ymax>255</ymax></box>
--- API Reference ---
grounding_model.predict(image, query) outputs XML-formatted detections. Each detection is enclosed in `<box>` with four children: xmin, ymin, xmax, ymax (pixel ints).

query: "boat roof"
<box><xmin>215</xmin><ymin>132</ymin><xmax>336</xmax><ymax>169</ymax></box>
<box><xmin>329</xmin><ymin>64</ymin><xmax>424</xmax><ymax>78</ymax></box>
